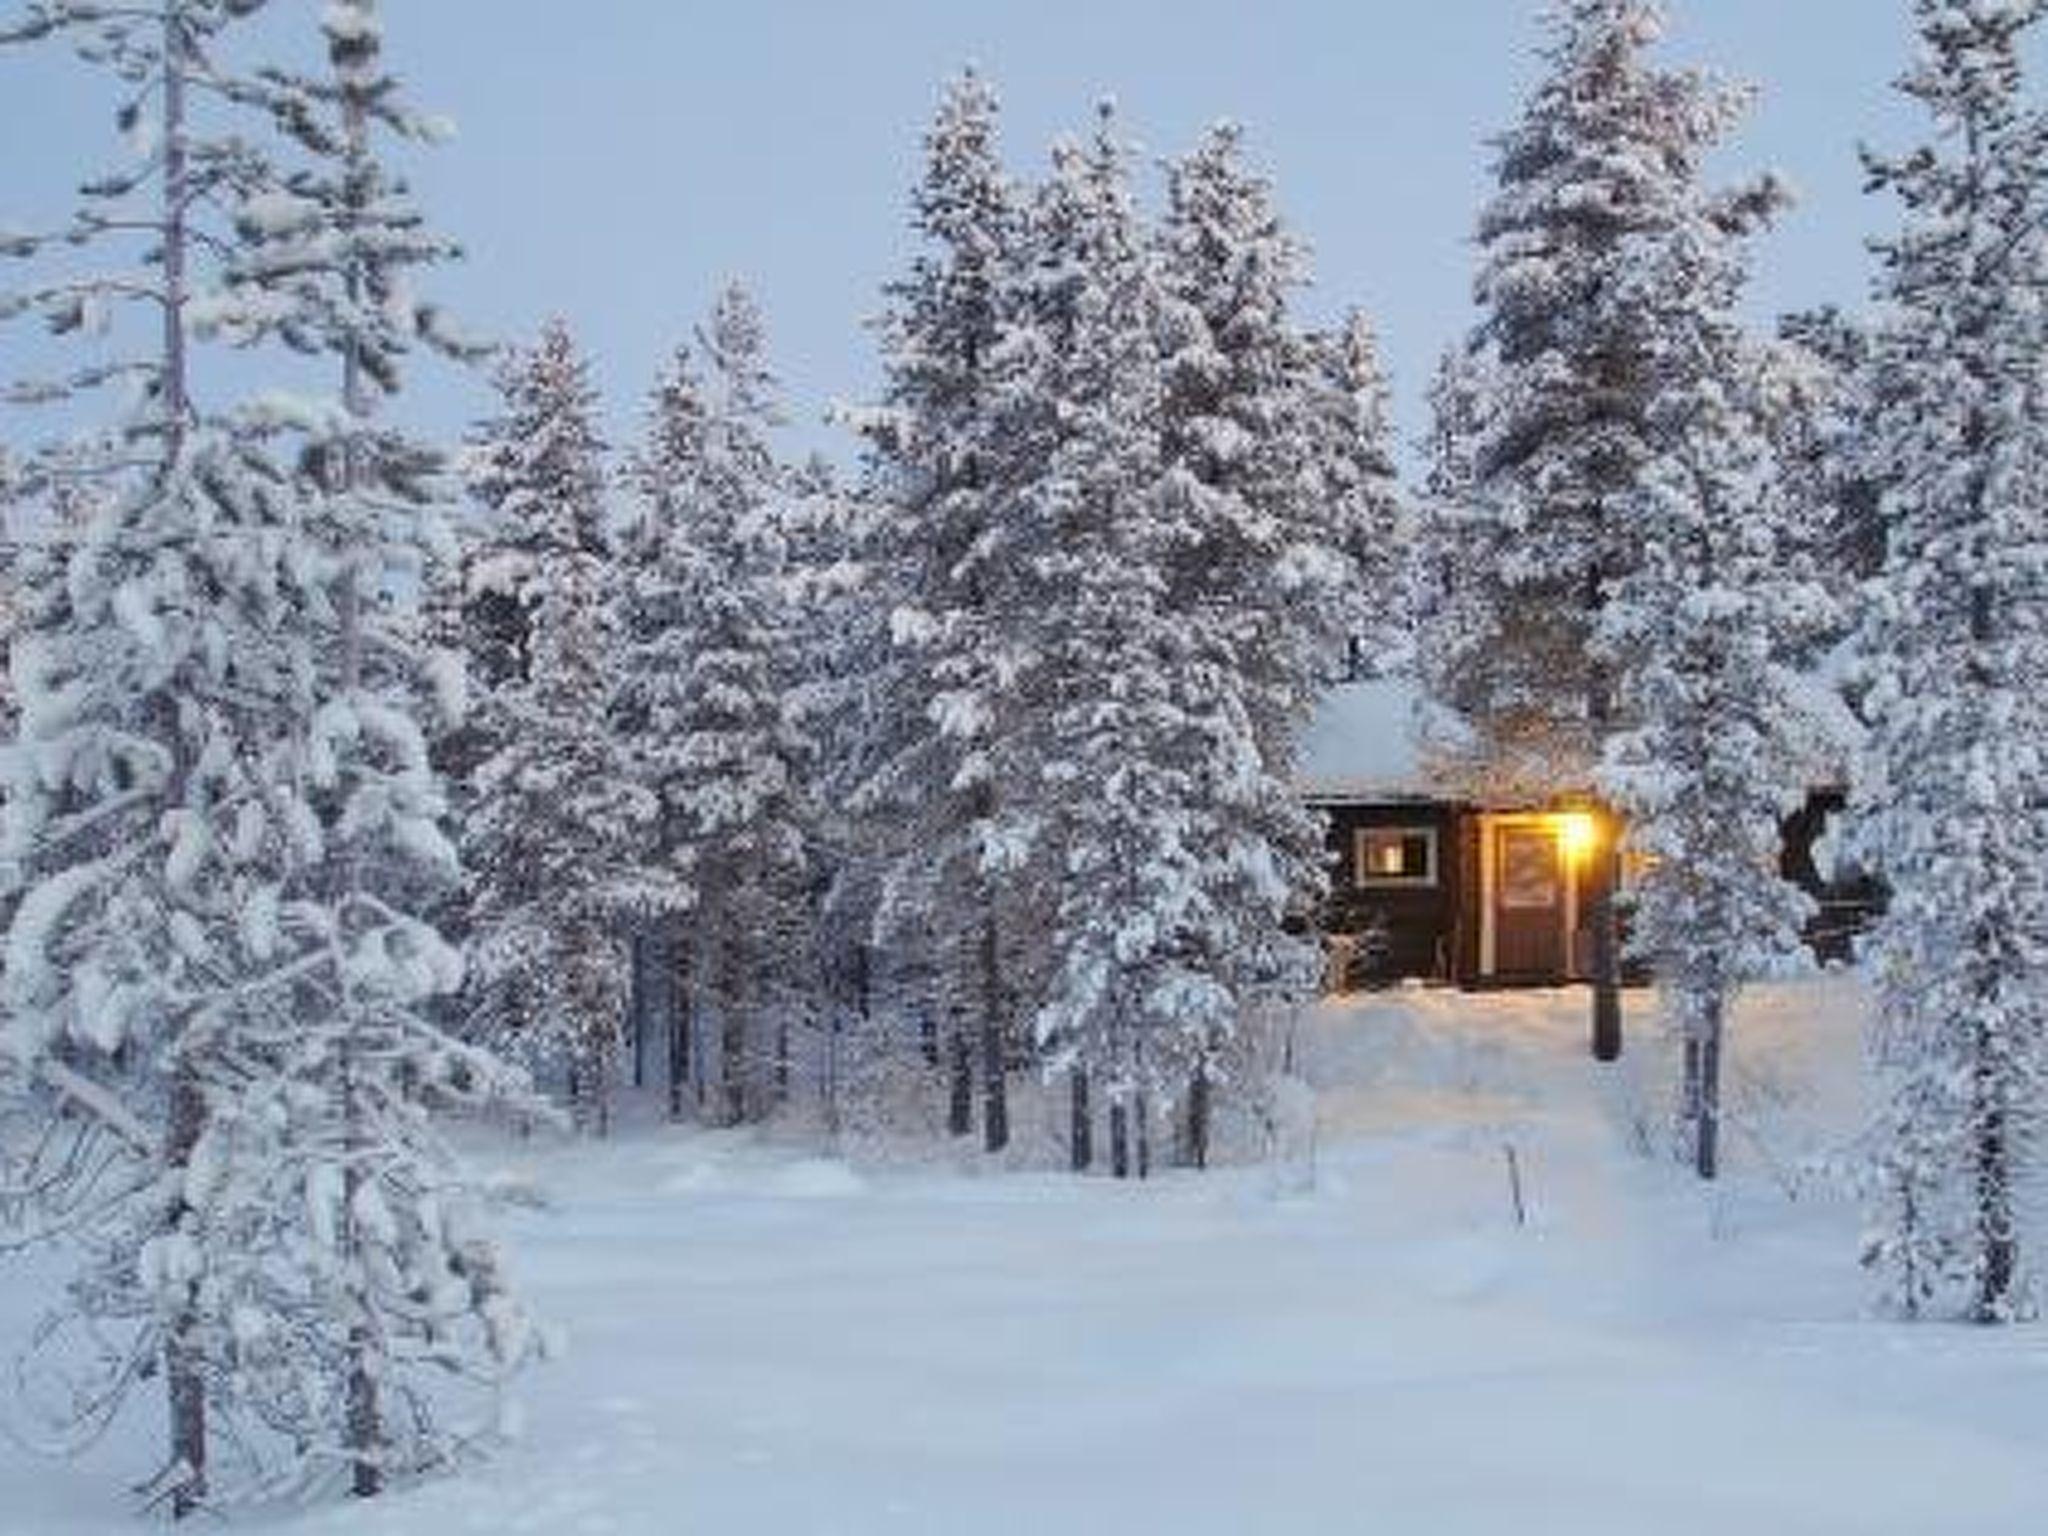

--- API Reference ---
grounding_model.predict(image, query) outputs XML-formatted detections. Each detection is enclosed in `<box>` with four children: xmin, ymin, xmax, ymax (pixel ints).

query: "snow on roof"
<box><xmin>1295</xmin><ymin>664</ymin><xmax>1865</xmax><ymax>805</ymax></box>
<box><xmin>1294</xmin><ymin>679</ymin><xmax>1432</xmax><ymax>801</ymax></box>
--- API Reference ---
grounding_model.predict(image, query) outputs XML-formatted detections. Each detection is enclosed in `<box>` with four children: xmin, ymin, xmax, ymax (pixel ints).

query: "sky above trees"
<box><xmin>0</xmin><ymin>2</ymin><xmax>1921</xmax><ymax>461</ymax></box>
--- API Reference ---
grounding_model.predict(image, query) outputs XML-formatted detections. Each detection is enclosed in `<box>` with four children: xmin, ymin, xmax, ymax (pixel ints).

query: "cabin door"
<box><xmin>1493</xmin><ymin>823</ymin><xmax>1567</xmax><ymax>977</ymax></box>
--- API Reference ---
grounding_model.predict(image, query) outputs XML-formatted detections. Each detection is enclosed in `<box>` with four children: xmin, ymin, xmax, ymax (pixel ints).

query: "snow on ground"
<box><xmin>6</xmin><ymin>974</ymin><xmax>2048</xmax><ymax>1534</ymax></box>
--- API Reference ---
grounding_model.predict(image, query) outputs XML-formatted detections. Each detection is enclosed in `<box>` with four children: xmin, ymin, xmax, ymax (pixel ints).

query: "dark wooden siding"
<box><xmin>1317</xmin><ymin>801</ymin><xmax>1460</xmax><ymax>986</ymax></box>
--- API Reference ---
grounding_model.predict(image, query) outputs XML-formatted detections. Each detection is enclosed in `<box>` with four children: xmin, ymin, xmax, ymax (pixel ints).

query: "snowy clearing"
<box><xmin>5</xmin><ymin>974</ymin><xmax>2047</xmax><ymax>1534</ymax></box>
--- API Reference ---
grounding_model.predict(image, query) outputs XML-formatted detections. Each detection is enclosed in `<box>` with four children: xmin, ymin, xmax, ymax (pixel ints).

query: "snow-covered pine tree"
<box><xmin>628</xmin><ymin>285</ymin><xmax>809</xmax><ymax>1127</ymax></box>
<box><xmin>0</xmin><ymin>3</ymin><xmax>308</xmax><ymax>1513</ymax></box>
<box><xmin>615</xmin><ymin>342</ymin><xmax>710</xmax><ymax>1115</ymax></box>
<box><xmin>1592</xmin><ymin>143</ymin><xmax>1829</xmax><ymax>1180</ymax></box>
<box><xmin>1852</xmin><ymin>0</ymin><xmax>2048</xmax><ymax>1322</ymax></box>
<box><xmin>1416</xmin><ymin>0</ymin><xmax>1777</xmax><ymax>1058</ymax></box>
<box><xmin>1150</xmin><ymin>121</ymin><xmax>1363</xmax><ymax>1164</ymax></box>
<box><xmin>462</xmin><ymin>319</ymin><xmax>645</xmax><ymax>1131</ymax></box>
<box><xmin>200</xmin><ymin>0</ymin><xmax>545</xmax><ymax>1495</ymax></box>
<box><xmin>1015</xmin><ymin>103</ymin><xmax>1201</xmax><ymax>1179</ymax></box>
<box><xmin>846</xmin><ymin>70</ymin><xmax>1036</xmax><ymax>1151</ymax></box>
<box><xmin>1306</xmin><ymin>309</ymin><xmax>1406</xmax><ymax>678</ymax></box>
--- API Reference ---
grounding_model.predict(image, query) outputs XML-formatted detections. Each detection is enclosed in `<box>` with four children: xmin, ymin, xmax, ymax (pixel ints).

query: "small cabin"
<box><xmin>1298</xmin><ymin>680</ymin><xmax>1875</xmax><ymax>991</ymax></box>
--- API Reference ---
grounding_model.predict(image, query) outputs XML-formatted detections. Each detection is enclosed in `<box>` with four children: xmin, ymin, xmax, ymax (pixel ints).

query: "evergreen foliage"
<box><xmin>462</xmin><ymin>319</ymin><xmax>643</xmax><ymax>1130</ymax></box>
<box><xmin>1851</xmin><ymin>0</ymin><xmax>2048</xmax><ymax>1322</ymax></box>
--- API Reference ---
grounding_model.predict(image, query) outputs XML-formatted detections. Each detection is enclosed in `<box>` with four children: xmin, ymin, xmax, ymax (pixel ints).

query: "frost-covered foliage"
<box><xmin>1305</xmin><ymin>309</ymin><xmax>1405</xmax><ymax>674</ymax></box>
<box><xmin>1009</xmin><ymin>107</ymin><xmax>1187</xmax><ymax>1175</ymax></box>
<box><xmin>846</xmin><ymin>84</ymin><xmax>1373</xmax><ymax>1170</ymax></box>
<box><xmin>1591</xmin><ymin>124</ymin><xmax>1831</xmax><ymax>1179</ymax></box>
<box><xmin>845</xmin><ymin>70</ymin><xmax>1039</xmax><ymax>1152</ymax></box>
<box><xmin>1850</xmin><ymin>0</ymin><xmax>2048</xmax><ymax>1322</ymax></box>
<box><xmin>1149</xmin><ymin>120</ymin><xmax>1361</xmax><ymax>1161</ymax></box>
<box><xmin>0</xmin><ymin>0</ymin><xmax>540</xmax><ymax>1514</ymax></box>
<box><xmin>1416</xmin><ymin>0</ymin><xmax>1779</xmax><ymax>794</ymax></box>
<box><xmin>621</xmin><ymin>286</ymin><xmax>811</xmax><ymax>1127</ymax></box>
<box><xmin>461</xmin><ymin>320</ymin><xmax>644</xmax><ymax>1129</ymax></box>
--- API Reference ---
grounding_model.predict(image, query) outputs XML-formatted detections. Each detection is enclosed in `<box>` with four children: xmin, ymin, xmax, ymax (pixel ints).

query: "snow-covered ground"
<box><xmin>7</xmin><ymin>975</ymin><xmax>2048</xmax><ymax>1534</ymax></box>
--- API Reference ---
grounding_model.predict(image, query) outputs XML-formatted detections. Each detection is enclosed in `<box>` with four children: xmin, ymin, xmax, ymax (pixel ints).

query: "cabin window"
<box><xmin>1356</xmin><ymin>826</ymin><xmax>1437</xmax><ymax>888</ymax></box>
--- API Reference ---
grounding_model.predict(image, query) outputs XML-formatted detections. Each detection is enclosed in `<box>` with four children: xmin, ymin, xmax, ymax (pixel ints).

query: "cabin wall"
<box><xmin>1317</xmin><ymin>801</ymin><xmax>1460</xmax><ymax>986</ymax></box>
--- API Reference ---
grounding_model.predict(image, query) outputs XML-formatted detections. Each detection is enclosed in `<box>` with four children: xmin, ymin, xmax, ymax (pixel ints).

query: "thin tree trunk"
<box><xmin>1070</xmin><ymin>1065</ymin><xmax>1092</xmax><ymax>1172</ymax></box>
<box><xmin>1695</xmin><ymin>996</ymin><xmax>1722</xmax><ymax>1182</ymax></box>
<box><xmin>1974</xmin><ymin>1037</ymin><xmax>2016</xmax><ymax>1321</ymax></box>
<box><xmin>629</xmin><ymin>931</ymin><xmax>651</xmax><ymax>1089</ymax></box>
<box><xmin>165</xmin><ymin>1066</ymin><xmax>207</xmax><ymax>1520</ymax></box>
<box><xmin>947</xmin><ymin>1029</ymin><xmax>973</xmax><ymax>1137</ymax></box>
<box><xmin>667</xmin><ymin>928</ymin><xmax>690</xmax><ymax>1120</ymax></box>
<box><xmin>1135</xmin><ymin>1088</ymin><xmax>1150</xmax><ymax>1181</ymax></box>
<box><xmin>1109</xmin><ymin>1097</ymin><xmax>1129</xmax><ymax>1179</ymax></box>
<box><xmin>1186</xmin><ymin>1067</ymin><xmax>1210</xmax><ymax>1171</ymax></box>
<box><xmin>162</xmin><ymin>20</ymin><xmax>202</xmax><ymax>1502</ymax></box>
<box><xmin>978</xmin><ymin>907</ymin><xmax>1007</xmax><ymax>1152</ymax></box>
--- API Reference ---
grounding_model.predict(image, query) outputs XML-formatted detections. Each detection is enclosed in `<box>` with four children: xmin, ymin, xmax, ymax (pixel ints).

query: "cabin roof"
<box><xmin>1295</xmin><ymin>679</ymin><xmax>1432</xmax><ymax>802</ymax></box>
<box><xmin>1296</xmin><ymin>666</ymin><xmax>1865</xmax><ymax>806</ymax></box>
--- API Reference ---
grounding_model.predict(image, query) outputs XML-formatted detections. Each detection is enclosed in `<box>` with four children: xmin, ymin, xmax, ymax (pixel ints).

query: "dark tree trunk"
<box><xmin>947</xmin><ymin>1030</ymin><xmax>973</xmax><ymax>1137</ymax></box>
<box><xmin>165</xmin><ymin>1067</ymin><xmax>207</xmax><ymax>1520</ymax></box>
<box><xmin>978</xmin><ymin>908</ymin><xmax>1008</xmax><ymax>1153</ymax></box>
<box><xmin>1974</xmin><ymin>1045</ymin><xmax>2016</xmax><ymax>1322</ymax></box>
<box><xmin>1110</xmin><ymin>1099</ymin><xmax>1130</xmax><ymax>1179</ymax></box>
<box><xmin>1135</xmin><ymin>1089</ymin><xmax>1151</xmax><ymax>1181</ymax></box>
<box><xmin>721</xmin><ymin>997</ymin><xmax>745</xmax><ymax>1128</ymax></box>
<box><xmin>1186</xmin><ymin>1068</ymin><xmax>1210</xmax><ymax>1171</ymax></box>
<box><xmin>774</xmin><ymin>1020</ymin><xmax>791</xmax><ymax>1103</ymax></box>
<box><xmin>1695</xmin><ymin>1000</ymin><xmax>1722</xmax><ymax>1182</ymax></box>
<box><xmin>1070</xmin><ymin>1066</ymin><xmax>1092</xmax><ymax>1172</ymax></box>
<box><xmin>670</xmin><ymin>935</ymin><xmax>694</xmax><ymax>1119</ymax></box>
<box><xmin>1590</xmin><ymin>872</ymin><xmax>1622</xmax><ymax>1061</ymax></box>
<box><xmin>629</xmin><ymin>931</ymin><xmax>651</xmax><ymax>1089</ymax></box>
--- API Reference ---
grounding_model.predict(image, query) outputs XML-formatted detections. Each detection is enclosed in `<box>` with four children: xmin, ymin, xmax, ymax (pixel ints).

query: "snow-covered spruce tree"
<box><xmin>1592</xmin><ymin>154</ymin><xmax>1833</xmax><ymax>1181</ymax></box>
<box><xmin>1305</xmin><ymin>308</ymin><xmax>1406</xmax><ymax>677</ymax></box>
<box><xmin>199</xmin><ymin>0</ymin><xmax>545</xmax><ymax>1496</ymax></box>
<box><xmin>1149</xmin><ymin>121</ymin><xmax>1364</xmax><ymax>1165</ymax></box>
<box><xmin>845</xmin><ymin>69</ymin><xmax>1037</xmax><ymax>1151</ymax></box>
<box><xmin>0</xmin><ymin>2</ymin><xmax>299</xmax><ymax>1513</ymax></box>
<box><xmin>1014</xmin><ymin>104</ymin><xmax>1202</xmax><ymax>1179</ymax></box>
<box><xmin>615</xmin><ymin>342</ymin><xmax>709</xmax><ymax>1116</ymax></box>
<box><xmin>1852</xmin><ymin>0</ymin><xmax>2048</xmax><ymax>1322</ymax></box>
<box><xmin>462</xmin><ymin>320</ymin><xmax>645</xmax><ymax>1131</ymax></box>
<box><xmin>621</xmin><ymin>286</ymin><xmax>810</xmax><ymax>1127</ymax></box>
<box><xmin>2</xmin><ymin>1</ymin><xmax>543</xmax><ymax>1510</ymax></box>
<box><xmin>1416</xmin><ymin>0</ymin><xmax>1779</xmax><ymax>1057</ymax></box>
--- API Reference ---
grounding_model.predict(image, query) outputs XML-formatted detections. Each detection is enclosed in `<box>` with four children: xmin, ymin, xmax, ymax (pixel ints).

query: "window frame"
<box><xmin>1354</xmin><ymin>824</ymin><xmax>1439</xmax><ymax>890</ymax></box>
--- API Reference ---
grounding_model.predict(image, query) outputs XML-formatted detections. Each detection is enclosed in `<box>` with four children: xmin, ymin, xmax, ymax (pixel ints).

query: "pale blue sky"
<box><xmin>2</xmin><ymin>2</ymin><xmax>1923</xmax><ymax>465</ymax></box>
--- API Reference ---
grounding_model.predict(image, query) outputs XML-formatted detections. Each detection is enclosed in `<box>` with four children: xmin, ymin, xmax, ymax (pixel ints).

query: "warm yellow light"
<box><xmin>1557</xmin><ymin>812</ymin><xmax>1600</xmax><ymax>861</ymax></box>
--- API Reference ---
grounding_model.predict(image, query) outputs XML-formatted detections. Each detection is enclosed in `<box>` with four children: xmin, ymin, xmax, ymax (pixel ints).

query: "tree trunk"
<box><xmin>978</xmin><ymin>910</ymin><xmax>1008</xmax><ymax>1153</ymax></box>
<box><xmin>720</xmin><ymin>978</ymin><xmax>746</xmax><ymax>1128</ymax></box>
<box><xmin>947</xmin><ymin>1029</ymin><xmax>973</xmax><ymax>1137</ymax></box>
<box><xmin>165</xmin><ymin>1066</ymin><xmax>207</xmax><ymax>1520</ymax></box>
<box><xmin>1590</xmin><ymin>873</ymin><xmax>1622</xmax><ymax>1061</ymax></box>
<box><xmin>1135</xmin><ymin>1089</ymin><xmax>1150</xmax><ymax>1181</ymax></box>
<box><xmin>1186</xmin><ymin>1068</ymin><xmax>1210</xmax><ymax>1171</ymax></box>
<box><xmin>1109</xmin><ymin>1098</ymin><xmax>1130</xmax><ymax>1179</ymax></box>
<box><xmin>667</xmin><ymin>928</ymin><xmax>689</xmax><ymax>1119</ymax></box>
<box><xmin>1974</xmin><ymin>1046</ymin><xmax>2016</xmax><ymax>1322</ymax></box>
<box><xmin>1070</xmin><ymin>1065</ymin><xmax>1092</xmax><ymax>1172</ymax></box>
<box><xmin>1695</xmin><ymin>997</ymin><xmax>1722</xmax><ymax>1182</ymax></box>
<box><xmin>629</xmin><ymin>930</ymin><xmax>651</xmax><ymax>1090</ymax></box>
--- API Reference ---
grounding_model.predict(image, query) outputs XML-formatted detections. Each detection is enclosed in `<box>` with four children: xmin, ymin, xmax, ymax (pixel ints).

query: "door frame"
<box><xmin>1476</xmin><ymin>812</ymin><xmax>1580</xmax><ymax>981</ymax></box>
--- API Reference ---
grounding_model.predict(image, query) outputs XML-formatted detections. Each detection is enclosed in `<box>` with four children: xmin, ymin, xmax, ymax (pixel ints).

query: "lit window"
<box><xmin>1357</xmin><ymin>826</ymin><xmax>1437</xmax><ymax>887</ymax></box>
